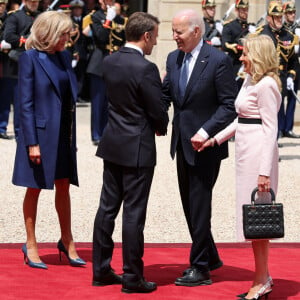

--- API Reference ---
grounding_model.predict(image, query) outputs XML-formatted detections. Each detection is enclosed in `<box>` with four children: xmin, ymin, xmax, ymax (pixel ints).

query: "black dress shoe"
<box><xmin>0</xmin><ymin>132</ymin><xmax>12</xmax><ymax>140</ymax></box>
<box><xmin>175</xmin><ymin>267</ymin><xmax>212</xmax><ymax>287</ymax></box>
<box><xmin>121</xmin><ymin>279</ymin><xmax>157</xmax><ymax>293</ymax></box>
<box><xmin>92</xmin><ymin>269</ymin><xmax>122</xmax><ymax>286</ymax></box>
<box><xmin>284</xmin><ymin>131</ymin><xmax>300</xmax><ymax>138</ymax></box>
<box><xmin>183</xmin><ymin>260</ymin><xmax>223</xmax><ymax>275</ymax></box>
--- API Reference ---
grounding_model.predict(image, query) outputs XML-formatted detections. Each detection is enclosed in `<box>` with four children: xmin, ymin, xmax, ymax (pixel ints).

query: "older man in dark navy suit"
<box><xmin>162</xmin><ymin>9</ymin><xmax>237</xmax><ymax>286</ymax></box>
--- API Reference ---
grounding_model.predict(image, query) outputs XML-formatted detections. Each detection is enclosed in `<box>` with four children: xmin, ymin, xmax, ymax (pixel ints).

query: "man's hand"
<box><xmin>225</xmin><ymin>42</ymin><xmax>238</xmax><ymax>54</ymax></box>
<box><xmin>190</xmin><ymin>133</ymin><xmax>206</xmax><ymax>151</ymax></box>
<box><xmin>215</xmin><ymin>21</ymin><xmax>223</xmax><ymax>34</ymax></box>
<box><xmin>248</xmin><ymin>24</ymin><xmax>256</xmax><ymax>34</ymax></box>
<box><xmin>106</xmin><ymin>5</ymin><xmax>116</xmax><ymax>21</ymax></box>
<box><xmin>0</xmin><ymin>40</ymin><xmax>11</xmax><ymax>50</ymax></box>
<box><xmin>211</xmin><ymin>36</ymin><xmax>221</xmax><ymax>47</ymax></box>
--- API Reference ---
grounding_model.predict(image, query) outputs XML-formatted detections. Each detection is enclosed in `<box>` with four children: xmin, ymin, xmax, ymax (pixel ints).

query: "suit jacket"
<box><xmin>12</xmin><ymin>49</ymin><xmax>78</xmax><ymax>189</ymax></box>
<box><xmin>96</xmin><ymin>47</ymin><xmax>169</xmax><ymax>167</ymax></box>
<box><xmin>162</xmin><ymin>42</ymin><xmax>237</xmax><ymax>166</ymax></box>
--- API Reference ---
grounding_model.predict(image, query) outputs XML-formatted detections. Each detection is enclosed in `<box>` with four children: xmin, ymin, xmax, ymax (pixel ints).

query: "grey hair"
<box><xmin>174</xmin><ymin>9</ymin><xmax>205</xmax><ymax>37</ymax></box>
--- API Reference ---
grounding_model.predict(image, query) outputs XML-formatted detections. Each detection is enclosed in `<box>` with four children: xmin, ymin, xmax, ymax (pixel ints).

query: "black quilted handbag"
<box><xmin>243</xmin><ymin>187</ymin><xmax>284</xmax><ymax>239</ymax></box>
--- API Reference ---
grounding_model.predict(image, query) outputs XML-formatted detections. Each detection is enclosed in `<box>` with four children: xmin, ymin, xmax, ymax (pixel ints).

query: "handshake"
<box><xmin>190</xmin><ymin>133</ymin><xmax>215</xmax><ymax>152</ymax></box>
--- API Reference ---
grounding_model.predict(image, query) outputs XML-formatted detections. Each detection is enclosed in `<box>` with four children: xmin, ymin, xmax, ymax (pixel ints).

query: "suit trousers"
<box><xmin>278</xmin><ymin>75</ymin><xmax>299</xmax><ymax>133</ymax></box>
<box><xmin>176</xmin><ymin>141</ymin><xmax>221</xmax><ymax>272</ymax></box>
<box><xmin>93</xmin><ymin>160</ymin><xmax>154</xmax><ymax>282</ymax></box>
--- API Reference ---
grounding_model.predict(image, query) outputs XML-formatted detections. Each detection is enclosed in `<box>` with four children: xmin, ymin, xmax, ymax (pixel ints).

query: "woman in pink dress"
<box><xmin>200</xmin><ymin>35</ymin><xmax>282</xmax><ymax>299</ymax></box>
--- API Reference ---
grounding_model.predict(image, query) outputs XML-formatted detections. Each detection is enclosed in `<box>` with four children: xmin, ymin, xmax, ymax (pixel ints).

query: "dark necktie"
<box><xmin>179</xmin><ymin>52</ymin><xmax>192</xmax><ymax>101</ymax></box>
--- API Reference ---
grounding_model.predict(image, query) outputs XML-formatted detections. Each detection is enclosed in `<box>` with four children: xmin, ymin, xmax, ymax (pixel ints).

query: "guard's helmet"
<box><xmin>283</xmin><ymin>1</ymin><xmax>296</xmax><ymax>13</ymax></box>
<box><xmin>201</xmin><ymin>0</ymin><xmax>216</xmax><ymax>8</ymax></box>
<box><xmin>268</xmin><ymin>1</ymin><xmax>283</xmax><ymax>16</ymax></box>
<box><xmin>235</xmin><ymin>0</ymin><xmax>249</xmax><ymax>8</ymax></box>
<box><xmin>58</xmin><ymin>4</ymin><xmax>71</xmax><ymax>13</ymax></box>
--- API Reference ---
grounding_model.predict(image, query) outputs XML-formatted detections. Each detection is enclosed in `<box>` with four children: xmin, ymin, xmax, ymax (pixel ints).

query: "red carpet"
<box><xmin>1</xmin><ymin>243</ymin><xmax>299</xmax><ymax>299</ymax></box>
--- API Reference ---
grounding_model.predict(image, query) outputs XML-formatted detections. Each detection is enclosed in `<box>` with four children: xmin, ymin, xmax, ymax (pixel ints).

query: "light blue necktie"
<box><xmin>179</xmin><ymin>52</ymin><xmax>192</xmax><ymax>101</ymax></box>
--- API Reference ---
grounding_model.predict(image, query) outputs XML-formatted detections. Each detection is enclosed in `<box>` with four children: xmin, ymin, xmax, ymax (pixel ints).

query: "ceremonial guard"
<box><xmin>282</xmin><ymin>1</ymin><xmax>300</xmax><ymax>138</ymax></box>
<box><xmin>221</xmin><ymin>0</ymin><xmax>254</xmax><ymax>88</ymax></box>
<box><xmin>0</xmin><ymin>0</ymin><xmax>13</xmax><ymax>139</ymax></box>
<box><xmin>254</xmin><ymin>1</ymin><xmax>299</xmax><ymax>138</ymax></box>
<box><xmin>83</xmin><ymin>0</ymin><xmax>126</xmax><ymax>145</ymax></box>
<box><xmin>70</xmin><ymin>0</ymin><xmax>90</xmax><ymax>102</ymax></box>
<box><xmin>201</xmin><ymin>0</ymin><xmax>222</xmax><ymax>48</ymax></box>
<box><xmin>58</xmin><ymin>4</ymin><xmax>80</xmax><ymax>66</ymax></box>
<box><xmin>3</xmin><ymin>0</ymin><xmax>40</xmax><ymax>139</ymax></box>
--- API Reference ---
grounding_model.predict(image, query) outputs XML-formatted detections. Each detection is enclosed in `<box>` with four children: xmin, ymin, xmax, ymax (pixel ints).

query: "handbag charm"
<box><xmin>243</xmin><ymin>187</ymin><xmax>284</xmax><ymax>239</ymax></box>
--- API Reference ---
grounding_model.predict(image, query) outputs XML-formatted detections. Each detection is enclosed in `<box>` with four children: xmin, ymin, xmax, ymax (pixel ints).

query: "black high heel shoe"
<box><xmin>57</xmin><ymin>239</ymin><xmax>86</xmax><ymax>267</ymax></box>
<box><xmin>22</xmin><ymin>244</ymin><xmax>48</xmax><ymax>269</ymax></box>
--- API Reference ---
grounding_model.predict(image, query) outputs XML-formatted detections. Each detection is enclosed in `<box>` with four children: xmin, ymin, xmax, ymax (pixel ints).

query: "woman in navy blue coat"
<box><xmin>12</xmin><ymin>11</ymin><xmax>85</xmax><ymax>269</ymax></box>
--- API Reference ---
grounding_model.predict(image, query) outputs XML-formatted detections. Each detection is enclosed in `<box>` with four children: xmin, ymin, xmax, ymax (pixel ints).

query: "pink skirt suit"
<box><xmin>214</xmin><ymin>75</ymin><xmax>282</xmax><ymax>241</ymax></box>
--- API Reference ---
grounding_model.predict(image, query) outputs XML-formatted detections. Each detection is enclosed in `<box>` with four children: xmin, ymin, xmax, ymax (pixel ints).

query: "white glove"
<box><xmin>106</xmin><ymin>5</ymin><xmax>116</xmax><ymax>21</ymax></box>
<box><xmin>248</xmin><ymin>25</ymin><xmax>256</xmax><ymax>34</ymax></box>
<box><xmin>72</xmin><ymin>59</ymin><xmax>78</xmax><ymax>68</ymax></box>
<box><xmin>295</xmin><ymin>28</ymin><xmax>300</xmax><ymax>38</ymax></box>
<box><xmin>295</xmin><ymin>44</ymin><xmax>299</xmax><ymax>54</ymax></box>
<box><xmin>287</xmin><ymin>77</ymin><xmax>294</xmax><ymax>91</ymax></box>
<box><xmin>210</xmin><ymin>36</ymin><xmax>221</xmax><ymax>46</ymax></box>
<box><xmin>215</xmin><ymin>21</ymin><xmax>223</xmax><ymax>34</ymax></box>
<box><xmin>0</xmin><ymin>40</ymin><xmax>12</xmax><ymax>50</ymax></box>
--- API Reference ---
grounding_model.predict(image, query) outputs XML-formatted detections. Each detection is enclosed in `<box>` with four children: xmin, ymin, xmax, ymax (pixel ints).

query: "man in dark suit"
<box><xmin>92</xmin><ymin>12</ymin><xmax>168</xmax><ymax>293</ymax></box>
<box><xmin>162</xmin><ymin>9</ymin><xmax>237</xmax><ymax>286</ymax></box>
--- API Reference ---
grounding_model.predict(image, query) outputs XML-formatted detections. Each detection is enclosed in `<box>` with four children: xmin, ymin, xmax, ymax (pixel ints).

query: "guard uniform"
<box><xmin>85</xmin><ymin>7</ymin><xmax>126</xmax><ymax>144</ymax></box>
<box><xmin>281</xmin><ymin>1</ymin><xmax>300</xmax><ymax>137</ymax></box>
<box><xmin>0</xmin><ymin>0</ymin><xmax>13</xmax><ymax>139</ymax></box>
<box><xmin>70</xmin><ymin>0</ymin><xmax>90</xmax><ymax>102</ymax></box>
<box><xmin>222</xmin><ymin>0</ymin><xmax>252</xmax><ymax>88</ymax></box>
<box><xmin>254</xmin><ymin>1</ymin><xmax>299</xmax><ymax>138</ymax></box>
<box><xmin>201</xmin><ymin>0</ymin><xmax>222</xmax><ymax>48</ymax></box>
<box><xmin>3</xmin><ymin>4</ymin><xmax>40</xmax><ymax>138</ymax></box>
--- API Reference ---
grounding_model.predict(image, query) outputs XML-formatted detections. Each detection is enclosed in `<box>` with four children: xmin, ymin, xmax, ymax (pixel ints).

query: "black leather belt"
<box><xmin>238</xmin><ymin>117</ymin><xmax>262</xmax><ymax>124</ymax></box>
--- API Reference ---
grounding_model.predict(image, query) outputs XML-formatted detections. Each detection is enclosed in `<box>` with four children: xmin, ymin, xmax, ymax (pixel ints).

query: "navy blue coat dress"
<box><xmin>12</xmin><ymin>49</ymin><xmax>79</xmax><ymax>189</ymax></box>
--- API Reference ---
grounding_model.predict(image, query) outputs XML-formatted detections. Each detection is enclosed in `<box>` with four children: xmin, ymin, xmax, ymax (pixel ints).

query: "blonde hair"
<box><xmin>26</xmin><ymin>11</ymin><xmax>73</xmax><ymax>52</ymax></box>
<box><xmin>243</xmin><ymin>34</ymin><xmax>281</xmax><ymax>91</ymax></box>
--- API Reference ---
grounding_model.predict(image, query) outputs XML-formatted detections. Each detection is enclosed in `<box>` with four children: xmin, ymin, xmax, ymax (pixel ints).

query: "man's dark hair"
<box><xmin>125</xmin><ymin>12</ymin><xmax>160</xmax><ymax>42</ymax></box>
